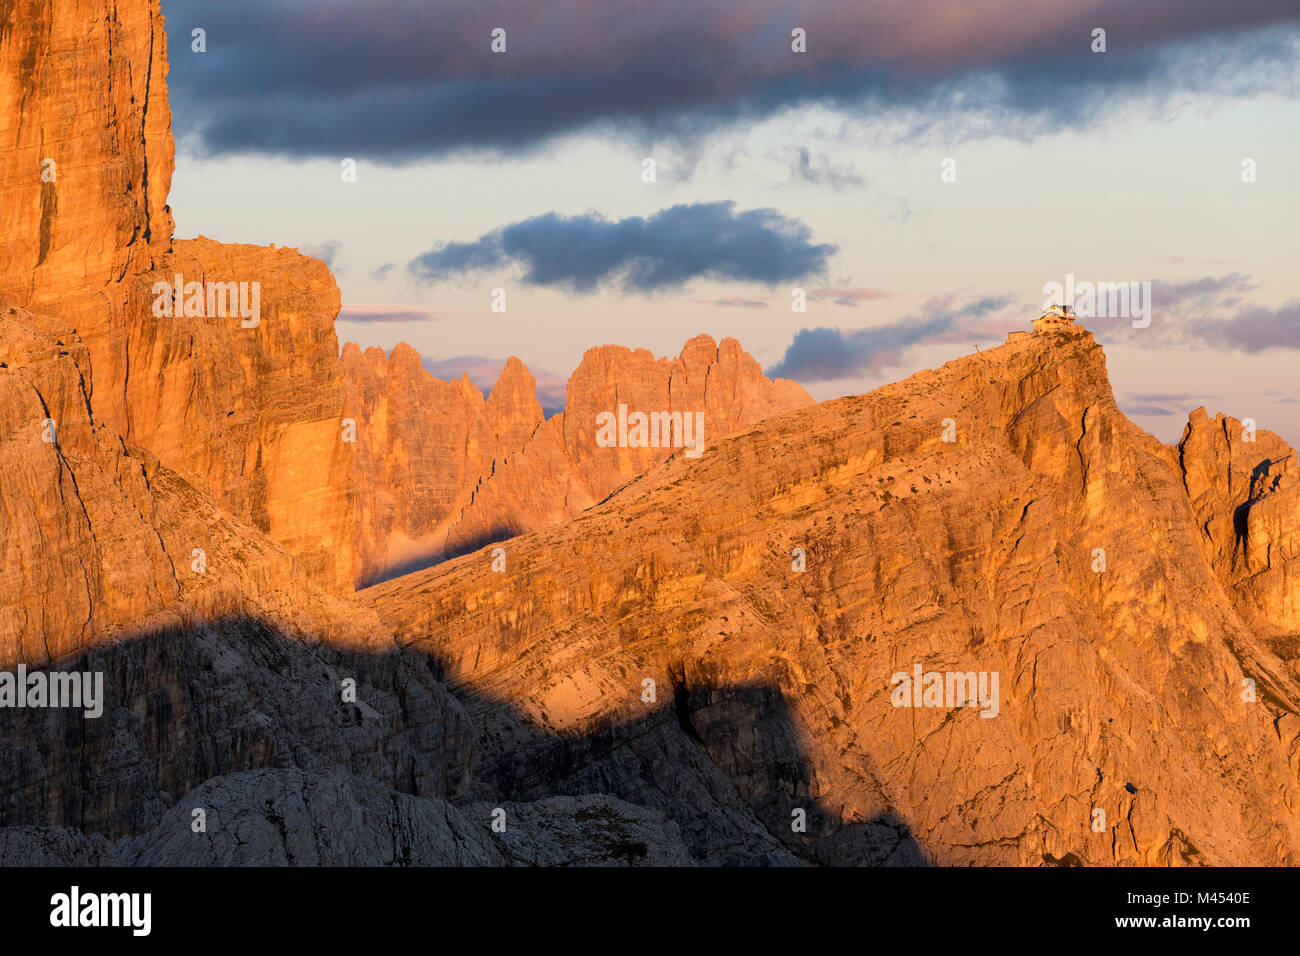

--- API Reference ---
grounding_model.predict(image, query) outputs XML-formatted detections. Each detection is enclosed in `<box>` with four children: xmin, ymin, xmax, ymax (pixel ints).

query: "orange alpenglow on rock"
<box><xmin>370</xmin><ymin>326</ymin><xmax>1300</xmax><ymax>866</ymax></box>
<box><xmin>0</xmin><ymin>0</ymin><xmax>812</xmax><ymax>593</ymax></box>
<box><xmin>342</xmin><ymin>334</ymin><xmax>813</xmax><ymax>585</ymax></box>
<box><xmin>0</xmin><ymin>0</ymin><xmax>358</xmax><ymax>590</ymax></box>
<box><xmin>0</xmin><ymin>0</ymin><xmax>1297</xmax><ymax>870</ymax></box>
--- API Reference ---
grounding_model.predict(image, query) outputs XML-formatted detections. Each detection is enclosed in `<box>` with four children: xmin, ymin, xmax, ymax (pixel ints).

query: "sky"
<box><xmin>160</xmin><ymin>0</ymin><xmax>1300</xmax><ymax>446</ymax></box>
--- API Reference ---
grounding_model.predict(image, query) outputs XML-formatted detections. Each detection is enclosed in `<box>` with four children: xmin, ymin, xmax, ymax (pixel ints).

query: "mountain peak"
<box><xmin>486</xmin><ymin>356</ymin><xmax>544</xmax><ymax>451</ymax></box>
<box><xmin>370</xmin><ymin>314</ymin><xmax>1300</xmax><ymax>866</ymax></box>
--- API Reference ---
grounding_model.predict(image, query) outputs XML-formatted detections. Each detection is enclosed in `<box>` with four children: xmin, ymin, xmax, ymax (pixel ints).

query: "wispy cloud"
<box><xmin>1111</xmin><ymin>274</ymin><xmax>1300</xmax><ymax>352</ymax></box>
<box><xmin>1128</xmin><ymin>391</ymin><xmax>1217</xmax><ymax>404</ymax></box>
<box><xmin>408</xmin><ymin>201</ymin><xmax>835</xmax><ymax>292</ymax></box>
<box><xmin>785</xmin><ymin>147</ymin><xmax>865</xmax><ymax>190</ymax></box>
<box><xmin>299</xmin><ymin>239</ymin><xmax>344</xmax><ymax>269</ymax></box>
<box><xmin>1152</xmin><ymin>273</ymin><xmax>1257</xmax><ymax>309</ymax></box>
<box><xmin>338</xmin><ymin>304</ymin><xmax>442</xmax><ymax>323</ymax></box>
<box><xmin>1120</xmin><ymin>391</ymin><xmax>1218</xmax><ymax>418</ymax></box>
<box><xmin>808</xmin><ymin>287</ymin><xmax>890</xmax><ymax>306</ymax></box>
<box><xmin>766</xmin><ymin>294</ymin><xmax>1013</xmax><ymax>381</ymax></box>
<box><xmin>690</xmin><ymin>296</ymin><xmax>771</xmax><ymax>308</ymax></box>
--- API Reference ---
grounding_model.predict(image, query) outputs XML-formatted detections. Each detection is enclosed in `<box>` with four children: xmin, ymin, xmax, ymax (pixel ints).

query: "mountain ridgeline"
<box><xmin>0</xmin><ymin>0</ymin><xmax>1296</xmax><ymax>866</ymax></box>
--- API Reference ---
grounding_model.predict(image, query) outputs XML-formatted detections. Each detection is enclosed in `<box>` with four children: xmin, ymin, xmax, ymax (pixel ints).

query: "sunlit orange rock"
<box><xmin>342</xmin><ymin>334</ymin><xmax>814</xmax><ymax>585</ymax></box>
<box><xmin>371</xmin><ymin>330</ymin><xmax>1300</xmax><ymax>865</ymax></box>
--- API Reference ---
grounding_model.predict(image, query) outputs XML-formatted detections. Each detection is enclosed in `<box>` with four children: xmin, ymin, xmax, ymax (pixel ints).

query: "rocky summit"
<box><xmin>366</xmin><ymin>324</ymin><xmax>1300</xmax><ymax>865</ymax></box>
<box><xmin>0</xmin><ymin>0</ymin><xmax>1296</xmax><ymax>868</ymax></box>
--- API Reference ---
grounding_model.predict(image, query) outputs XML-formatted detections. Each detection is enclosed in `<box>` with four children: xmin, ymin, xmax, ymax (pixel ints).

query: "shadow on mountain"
<box><xmin>0</xmin><ymin>613</ymin><xmax>924</xmax><ymax>866</ymax></box>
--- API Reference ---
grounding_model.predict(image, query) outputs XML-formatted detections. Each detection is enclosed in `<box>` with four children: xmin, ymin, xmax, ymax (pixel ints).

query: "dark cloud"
<box><xmin>408</xmin><ymin>201</ymin><xmax>835</xmax><ymax>291</ymax></box>
<box><xmin>161</xmin><ymin>0</ymin><xmax>1300</xmax><ymax>160</ymax></box>
<box><xmin>411</xmin><ymin>235</ymin><xmax>509</xmax><ymax>279</ymax></box>
<box><xmin>338</xmin><ymin>304</ymin><xmax>441</xmax><ymax>323</ymax></box>
<box><xmin>766</xmin><ymin>294</ymin><xmax>1012</xmax><ymax>381</ymax></box>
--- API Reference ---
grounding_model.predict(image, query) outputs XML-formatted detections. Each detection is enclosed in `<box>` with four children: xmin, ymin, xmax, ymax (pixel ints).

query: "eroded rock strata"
<box><xmin>343</xmin><ymin>335</ymin><xmax>813</xmax><ymax>585</ymax></box>
<box><xmin>369</xmin><ymin>328</ymin><xmax>1300</xmax><ymax>866</ymax></box>
<box><xmin>0</xmin><ymin>0</ymin><xmax>1297</xmax><ymax>867</ymax></box>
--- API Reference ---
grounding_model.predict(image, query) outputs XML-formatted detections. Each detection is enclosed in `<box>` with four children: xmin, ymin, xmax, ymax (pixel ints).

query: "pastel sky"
<box><xmin>160</xmin><ymin>0</ymin><xmax>1300</xmax><ymax>446</ymax></box>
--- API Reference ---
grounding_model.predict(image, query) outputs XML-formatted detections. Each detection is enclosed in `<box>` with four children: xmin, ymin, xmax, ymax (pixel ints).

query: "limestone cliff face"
<box><xmin>97</xmin><ymin>239</ymin><xmax>357</xmax><ymax>589</ymax></box>
<box><xmin>485</xmin><ymin>356</ymin><xmax>546</xmax><ymax>452</ymax></box>
<box><xmin>447</xmin><ymin>334</ymin><xmax>814</xmax><ymax>558</ymax></box>
<box><xmin>0</xmin><ymin>0</ymin><xmax>357</xmax><ymax>588</ymax></box>
<box><xmin>0</xmin><ymin>297</ymin><xmax>373</xmax><ymax>665</ymax></box>
<box><xmin>370</xmin><ymin>328</ymin><xmax>1300</xmax><ymax>866</ymax></box>
<box><xmin>0</xmin><ymin>0</ymin><xmax>174</xmax><ymax>302</ymax></box>
<box><xmin>1176</xmin><ymin>408</ymin><xmax>1299</xmax><ymax>638</ymax></box>
<box><xmin>344</xmin><ymin>334</ymin><xmax>814</xmax><ymax>585</ymax></box>
<box><xmin>1</xmin><ymin>0</ymin><xmax>808</xmax><ymax>594</ymax></box>
<box><xmin>342</xmin><ymin>342</ymin><xmax>530</xmax><ymax>586</ymax></box>
<box><xmin>0</xmin><ymin>300</ymin><xmax>178</xmax><ymax>663</ymax></box>
<box><xmin>15</xmin><ymin>235</ymin><xmax>359</xmax><ymax>589</ymax></box>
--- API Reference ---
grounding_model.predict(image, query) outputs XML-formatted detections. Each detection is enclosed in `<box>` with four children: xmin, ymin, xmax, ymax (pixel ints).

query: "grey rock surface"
<box><xmin>112</xmin><ymin>768</ymin><xmax>694</xmax><ymax>866</ymax></box>
<box><xmin>467</xmin><ymin>794</ymin><xmax>695</xmax><ymax>866</ymax></box>
<box><xmin>119</xmin><ymin>768</ymin><xmax>497</xmax><ymax>866</ymax></box>
<box><xmin>0</xmin><ymin>826</ymin><xmax>124</xmax><ymax>866</ymax></box>
<box><xmin>0</xmin><ymin>623</ymin><xmax>475</xmax><ymax>841</ymax></box>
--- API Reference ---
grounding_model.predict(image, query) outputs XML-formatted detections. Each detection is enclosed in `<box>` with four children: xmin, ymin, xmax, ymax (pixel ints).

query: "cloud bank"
<box><xmin>408</xmin><ymin>202</ymin><xmax>835</xmax><ymax>292</ymax></box>
<box><xmin>162</xmin><ymin>0</ymin><xmax>1300</xmax><ymax>160</ymax></box>
<box><xmin>1109</xmin><ymin>274</ymin><xmax>1300</xmax><ymax>352</ymax></box>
